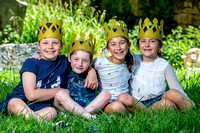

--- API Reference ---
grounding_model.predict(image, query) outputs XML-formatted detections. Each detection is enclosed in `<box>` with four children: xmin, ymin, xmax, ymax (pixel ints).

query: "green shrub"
<box><xmin>162</xmin><ymin>26</ymin><xmax>200</xmax><ymax>68</ymax></box>
<box><xmin>138</xmin><ymin>0</ymin><xmax>176</xmax><ymax>35</ymax></box>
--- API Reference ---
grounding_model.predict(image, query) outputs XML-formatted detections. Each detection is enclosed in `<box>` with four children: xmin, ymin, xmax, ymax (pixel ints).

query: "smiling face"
<box><xmin>37</xmin><ymin>38</ymin><xmax>63</xmax><ymax>61</ymax></box>
<box><xmin>107</xmin><ymin>36</ymin><xmax>130</xmax><ymax>64</ymax></box>
<box><xmin>138</xmin><ymin>37</ymin><xmax>161</xmax><ymax>62</ymax></box>
<box><xmin>68</xmin><ymin>50</ymin><xmax>91</xmax><ymax>74</ymax></box>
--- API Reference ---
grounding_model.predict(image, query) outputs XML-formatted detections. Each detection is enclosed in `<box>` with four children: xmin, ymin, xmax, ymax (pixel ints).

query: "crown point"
<box><xmin>89</xmin><ymin>33</ymin><xmax>93</xmax><ymax>40</ymax></box>
<box><xmin>80</xmin><ymin>32</ymin><xmax>85</xmax><ymax>39</ymax></box>
<box><xmin>42</xmin><ymin>18</ymin><xmax>47</xmax><ymax>25</ymax></box>
<box><xmin>51</xmin><ymin>17</ymin><xmax>57</xmax><ymax>24</ymax></box>
<box><xmin>60</xmin><ymin>19</ymin><xmax>63</xmax><ymax>26</ymax></box>
<box><xmin>153</xmin><ymin>18</ymin><xmax>158</xmax><ymax>24</ymax></box>
<box><xmin>160</xmin><ymin>20</ymin><xmax>164</xmax><ymax>26</ymax></box>
<box><xmin>144</xmin><ymin>18</ymin><xmax>150</xmax><ymax>24</ymax></box>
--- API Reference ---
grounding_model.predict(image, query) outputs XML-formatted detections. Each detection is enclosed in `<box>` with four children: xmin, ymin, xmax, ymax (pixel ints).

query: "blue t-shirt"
<box><xmin>8</xmin><ymin>55</ymin><xmax>71</xmax><ymax>97</ymax></box>
<box><xmin>0</xmin><ymin>55</ymin><xmax>71</xmax><ymax>112</ymax></box>
<box><xmin>65</xmin><ymin>70</ymin><xmax>97</xmax><ymax>107</ymax></box>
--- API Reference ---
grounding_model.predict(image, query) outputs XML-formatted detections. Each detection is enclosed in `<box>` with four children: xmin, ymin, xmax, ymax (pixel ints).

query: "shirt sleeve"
<box><xmin>19</xmin><ymin>58</ymin><xmax>38</xmax><ymax>76</ymax></box>
<box><xmin>165</xmin><ymin>64</ymin><xmax>188</xmax><ymax>97</ymax></box>
<box><xmin>93</xmin><ymin>57</ymin><xmax>98</xmax><ymax>70</ymax></box>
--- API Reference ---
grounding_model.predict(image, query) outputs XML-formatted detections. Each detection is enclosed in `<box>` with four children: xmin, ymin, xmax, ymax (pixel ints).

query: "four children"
<box><xmin>0</xmin><ymin>16</ymin><xmax>196</xmax><ymax>121</ymax></box>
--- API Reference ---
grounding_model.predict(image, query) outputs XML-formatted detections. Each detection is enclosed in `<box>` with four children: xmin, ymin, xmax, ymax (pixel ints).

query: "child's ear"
<box><xmin>36</xmin><ymin>42</ymin><xmax>40</xmax><ymax>50</ymax></box>
<box><xmin>68</xmin><ymin>55</ymin><xmax>71</xmax><ymax>62</ymax></box>
<box><xmin>61</xmin><ymin>42</ymin><xmax>64</xmax><ymax>48</ymax></box>
<box><xmin>159</xmin><ymin>43</ymin><xmax>163</xmax><ymax>49</ymax></box>
<box><xmin>128</xmin><ymin>42</ymin><xmax>131</xmax><ymax>47</ymax></box>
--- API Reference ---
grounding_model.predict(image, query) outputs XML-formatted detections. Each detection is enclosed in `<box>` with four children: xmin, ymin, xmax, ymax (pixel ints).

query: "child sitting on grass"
<box><xmin>118</xmin><ymin>18</ymin><xmax>195</xmax><ymax>111</ymax></box>
<box><xmin>93</xmin><ymin>19</ymin><xmax>145</xmax><ymax>114</ymax></box>
<box><xmin>53</xmin><ymin>33</ymin><xmax>110</xmax><ymax>119</ymax></box>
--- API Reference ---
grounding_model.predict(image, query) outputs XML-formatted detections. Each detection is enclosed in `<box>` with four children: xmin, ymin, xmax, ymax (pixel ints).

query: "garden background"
<box><xmin>0</xmin><ymin>0</ymin><xmax>200</xmax><ymax>132</ymax></box>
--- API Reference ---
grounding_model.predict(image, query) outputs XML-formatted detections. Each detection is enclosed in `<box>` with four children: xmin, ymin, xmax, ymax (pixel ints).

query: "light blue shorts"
<box><xmin>141</xmin><ymin>94</ymin><xmax>164</xmax><ymax>107</ymax></box>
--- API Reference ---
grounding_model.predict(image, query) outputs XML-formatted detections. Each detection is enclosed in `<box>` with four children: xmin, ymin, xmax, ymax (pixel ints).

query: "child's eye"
<box><xmin>110</xmin><ymin>43</ymin><xmax>115</xmax><ymax>46</ymax></box>
<box><xmin>83</xmin><ymin>60</ymin><xmax>89</xmax><ymax>63</ymax></box>
<box><xmin>53</xmin><ymin>42</ymin><xmax>59</xmax><ymax>44</ymax></box>
<box><xmin>43</xmin><ymin>42</ymin><xmax>48</xmax><ymax>44</ymax></box>
<box><xmin>120</xmin><ymin>41</ymin><xmax>126</xmax><ymax>44</ymax></box>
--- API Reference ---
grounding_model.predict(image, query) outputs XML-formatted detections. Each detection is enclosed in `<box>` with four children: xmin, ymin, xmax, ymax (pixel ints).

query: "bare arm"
<box><xmin>84</xmin><ymin>66</ymin><xmax>98</xmax><ymax>90</ymax></box>
<box><xmin>22</xmin><ymin>71</ymin><xmax>64</xmax><ymax>102</ymax></box>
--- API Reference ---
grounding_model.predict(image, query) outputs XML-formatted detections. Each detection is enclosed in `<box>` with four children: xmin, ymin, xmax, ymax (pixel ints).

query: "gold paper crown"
<box><xmin>138</xmin><ymin>18</ymin><xmax>164</xmax><ymax>41</ymax></box>
<box><xmin>37</xmin><ymin>17</ymin><xmax>63</xmax><ymax>41</ymax></box>
<box><xmin>69</xmin><ymin>32</ymin><xmax>95</xmax><ymax>55</ymax></box>
<box><xmin>103</xmin><ymin>19</ymin><xmax>129</xmax><ymax>43</ymax></box>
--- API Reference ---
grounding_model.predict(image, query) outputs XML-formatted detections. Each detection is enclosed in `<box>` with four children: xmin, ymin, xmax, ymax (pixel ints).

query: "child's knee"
<box><xmin>117</xmin><ymin>93</ymin><xmax>130</xmax><ymax>102</ymax></box>
<box><xmin>100</xmin><ymin>90</ymin><xmax>111</xmax><ymax>102</ymax></box>
<box><xmin>7</xmin><ymin>98</ymin><xmax>21</xmax><ymax>111</ymax></box>
<box><xmin>54</xmin><ymin>89</ymin><xmax>69</xmax><ymax>102</ymax></box>
<box><xmin>104</xmin><ymin>102</ymin><xmax>124</xmax><ymax>113</ymax></box>
<box><xmin>166</xmin><ymin>89</ymin><xmax>182</xmax><ymax>97</ymax></box>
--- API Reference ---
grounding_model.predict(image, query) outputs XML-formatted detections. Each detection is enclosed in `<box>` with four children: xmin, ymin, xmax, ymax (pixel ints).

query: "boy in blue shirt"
<box><xmin>54</xmin><ymin>33</ymin><xmax>110</xmax><ymax>119</ymax></box>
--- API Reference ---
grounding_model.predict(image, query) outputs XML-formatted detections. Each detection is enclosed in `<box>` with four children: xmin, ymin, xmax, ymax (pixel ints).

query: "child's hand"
<box><xmin>84</xmin><ymin>67</ymin><xmax>98</xmax><ymax>90</ymax></box>
<box><xmin>30</xmin><ymin>54</ymin><xmax>42</xmax><ymax>60</ymax></box>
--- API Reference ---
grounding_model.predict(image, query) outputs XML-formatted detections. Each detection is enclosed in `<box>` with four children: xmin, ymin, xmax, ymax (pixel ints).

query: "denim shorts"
<box><xmin>141</xmin><ymin>94</ymin><xmax>164</xmax><ymax>107</ymax></box>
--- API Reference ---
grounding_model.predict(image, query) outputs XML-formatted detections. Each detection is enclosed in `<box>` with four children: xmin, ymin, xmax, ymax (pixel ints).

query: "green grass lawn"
<box><xmin>0</xmin><ymin>68</ymin><xmax>199</xmax><ymax>133</ymax></box>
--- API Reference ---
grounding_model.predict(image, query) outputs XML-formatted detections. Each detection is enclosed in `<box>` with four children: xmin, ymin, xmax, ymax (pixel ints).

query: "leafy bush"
<box><xmin>90</xmin><ymin>0</ymin><xmax>135</xmax><ymax>30</ymax></box>
<box><xmin>138</xmin><ymin>0</ymin><xmax>176</xmax><ymax>35</ymax></box>
<box><xmin>162</xmin><ymin>26</ymin><xmax>200</xmax><ymax>68</ymax></box>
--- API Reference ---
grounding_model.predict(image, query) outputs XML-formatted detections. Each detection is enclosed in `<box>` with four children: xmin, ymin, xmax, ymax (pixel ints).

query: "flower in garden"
<box><xmin>88</xmin><ymin>126</ymin><xmax>96</xmax><ymax>132</ymax></box>
<box><xmin>172</xmin><ymin>63</ymin><xmax>175</xmax><ymax>66</ymax></box>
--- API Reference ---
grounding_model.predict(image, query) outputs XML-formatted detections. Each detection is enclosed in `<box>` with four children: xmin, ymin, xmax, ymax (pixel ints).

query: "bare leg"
<box><xmin>35</xmin><ymin>107</ymin><xmax>57</xmax><ymax>121</ymax></box>
<box><xmin>85</xmin><ymin>90</ymin><xmax>110</xmax><ymax>113</ymax></box>
<box><xmin>161</xmin><ymin>89</ymin><xmax>195</xmax><ymax>111</ymax></box>
<box><xmin>104</xmin><ymin>101</ymin><xmax>129</xmax><ymax>115</ymax></box>
<box><xmin>7</xmin><ymin>98</ymin><xmax>56</xmax><ymax>121</ymax></box>
<box><xmin>54</xmin><ymin>89</ymin><xmax>94</xmax><ymax>119</ymax></box>
<box><xmin>150</xmin><ymin>99</ymin><xmax>178</xmax><ymax>112</ymax></box>
<box><xmin>7</xmin><ymin>98</ymin><xmax>34</xmax><ymax>119</ymax></box>
<box><xmin>117</xmin><ymin>93</ymin><xmax>146</xmax><ymax>112</ymax></box>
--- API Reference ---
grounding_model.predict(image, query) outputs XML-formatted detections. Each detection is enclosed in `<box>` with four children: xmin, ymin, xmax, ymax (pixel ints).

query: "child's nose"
<box><xmin>145</xmin><ymin>41</ymin><xmax>150</xmax><ymax>47</ymax></box>
<box><xmin>48</xmin><ymin>43</ymin><xmax>53</xmax><ymax>48</ymax></box>
<box><xmin>78</xmin><ymin>60</ymin><xmax>83</xmax><ymax>66</ymax></box>
<box><xmin>116</xmin><ymin>44</ymin><xmax>121</xmax><ymax>50</ymax></box>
